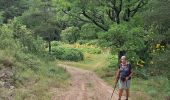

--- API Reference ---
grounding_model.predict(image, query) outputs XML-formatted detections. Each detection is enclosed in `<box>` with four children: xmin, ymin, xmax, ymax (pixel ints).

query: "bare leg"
<box><xmin>125</xmin><ymin>89</ymin><xmax>129</xmax><ymax>99</ymax></box>
<box><xmin>118</xmin><ymin>89</ymin><xmax>123</xmax><ymax>100</ymax></box>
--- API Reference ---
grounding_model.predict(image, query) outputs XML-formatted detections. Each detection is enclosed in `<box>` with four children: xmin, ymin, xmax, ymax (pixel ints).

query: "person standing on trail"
<box><xmin>115</xmin><ymin>56</ymin><xmax>133</xmax><ymax>100</ymax></box>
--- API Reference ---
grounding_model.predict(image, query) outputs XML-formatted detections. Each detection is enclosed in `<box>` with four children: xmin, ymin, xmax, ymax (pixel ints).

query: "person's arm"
<box><xmin>126</xmin><ymin>69</ymin><xmax>133</xmax><ymax>80</ymax></box>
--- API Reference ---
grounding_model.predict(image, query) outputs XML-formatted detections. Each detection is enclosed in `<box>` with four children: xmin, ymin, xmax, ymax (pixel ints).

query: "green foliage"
<box><xmin>20</xmin><ymin>0</ymin><xmax>62</xmax><ymax>41</ymax></box>
<box><xmin>150</xmin><ymin>47</ymin><xmax>170</xmax><ymax>79</ymax></box>
<box><xmin>131</xmin><ymin>77</ymin><xmax>170</xmax><ymax>100</ymax></box>
<box><xmin>13</xmin><ymin>52</ymin><xmax>69</xmax><ymax>99</ymax></box>
<box><xmin>51</xmin><ymin>41</ymin><xmax>102</xmax><ymax>54</ymax></box>
<box><xmin>0</xmin><ymin>45</ymin><xmax>69</xmax><ymax>100</ymax></box>
<box><xmin>99</xmin><ymin>24</ymin><xmax>146</xmax><ymax>64</ymax></box>
<box><xmin>134</xmin><ymin>68</ymin><xmax>149</xmax><ymax>79</ymax></box>
<box><xmin>51</xmin><ymin>41</ymin><xmax>64</xmax><ymax>47</ymax></box>
<box><xmin>80</xmin><ymin>47</ymin><xmax>101</xmax><ymax>54</ymax></box>
<box><xmin>0</xmin><ymin>11</ymin><xmax>4</xmax><ymax>24</ymax></box>
<box><xmin>107</xmin><ymin>24</ymin><xmax>129</xmax><ymax>48</ymax></box>
<box><xmin>0</xmin><ymin>19</ymin><xmax>44</xmax><ymax>54</ymax></box>
<box><xmin>77</xmin><ymin>39</ymin><xmax>99</xmax><ymax>45</ymax></box>
<box><xmin>80</xmin><ymin>24</ymin><xmax>98</xmax><ymax>40</ymax></box>
<box><xmin>0</xmin><ymin>13</ymin><xmax>69</xmax><ymax>98</ymax></box>
<box><xmin>0</xmin><ymin>0</ymin><xmax>170</xmax><ymax>99</ymax></box>
<box><xmin>107</xmin><ymin>55</ymin><xmax>118</xmax><ymax>68</ymax></box>
<box><xmin>52</xmin><ymin>47</ymin><xmax>84</xmax><ymax>61</ymax></box>
<box><xmin>61</xmin><ymin>26</ymin><xmax>79</xmax><ymax>44</ymax></box>
<box><xmin>143</xmin><ymin>0</ymin><xmax>170</xmax><ymax>32</ymax></box>
<box><xmin>0</xmin><ymin>0</ymin><xmax>29</xmax><ymax>23</ymax></box>
<box><xmin>63</xmin><ymin>0</ymin><xmax>148</xmax><ymax>31</ymax></box>
<box><xmin>0</xmin><ymin>24</ymin><xmax>20</xmax><ymax>50</ymax></box>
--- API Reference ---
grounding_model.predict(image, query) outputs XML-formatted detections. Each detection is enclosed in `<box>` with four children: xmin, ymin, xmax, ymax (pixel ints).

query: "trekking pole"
<box><xmin>109</xmin><ymin>81</ymin><xmax>118</xmax><ymax>100</ymax></box>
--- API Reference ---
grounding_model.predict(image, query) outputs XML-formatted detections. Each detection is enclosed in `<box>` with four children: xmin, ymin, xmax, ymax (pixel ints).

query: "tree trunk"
<box><xmin>48</xmin><ymin>40</ymin><xmax>51</xmax><ymax>53</ymax></box>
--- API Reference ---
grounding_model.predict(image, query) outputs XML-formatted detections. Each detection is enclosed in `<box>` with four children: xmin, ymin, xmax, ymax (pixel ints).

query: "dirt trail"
<box><xmin>52</xmin><ymin>64</ymin><xmax>127</xmax><ymax>100</ymax></box>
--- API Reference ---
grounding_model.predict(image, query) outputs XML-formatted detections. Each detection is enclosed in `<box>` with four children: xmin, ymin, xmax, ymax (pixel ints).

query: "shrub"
<box><xmin>150</xmin><ymin>47</ymin><xmax>170</xmax><ymax>79</ymax></box>
<box><xmin>51</xmin><ymin>41</ymin><xmax>62</xmax><ymax>47</ymax></box>
<box><xmin>80</xmin><ymin>47</ymin><xmax>101</xmax><ymax>54</ymax></box>
<box><xmin>62</xmin><ymin>48</ymin><xmax>84</xmax><ymax>61</ymax></box>
<box><xmin>52</xmin><ymin>47</ymin><xmax>65</xmax><ymax>59</ymax></box>
<box><xmin>107</xmin><ymin>54</ymin><xmax>118</xmax><ymax>68</ymax></box>
<box><xmin>52</xmin><ymin>47</ymin><xmax>84</xmax><ymax>61</ymax></box>
<box><xmin>80</xmin><ymin>24</ymin><xmax>98</xmax><ymax>40</ymax></box>
<box><xmin>61</xmin><ymin>27</ymin><xmax>79</xmax><ymax>44</ymax></box>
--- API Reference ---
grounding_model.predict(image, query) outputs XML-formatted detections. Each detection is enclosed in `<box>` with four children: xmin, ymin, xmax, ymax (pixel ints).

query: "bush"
<box><xmin>0</xmin><ymin>24</ymin><xmax>20</xmax><ymax>50</ymax></box>
<box><xmin>80</xmin><ymin>24</ymin><xmax>98</xmax><ymax>40</ymax></box>
<box><xmin>52</xmin><ymin>47</ymin><xmax>84</xmax><ymax>61</ymax></box>
<box><xmin>51</xmin><ymin>41</ymin><xmax>62</xmax><ymax>47</ymax></box>
<box><xmin>80</xmin><ymin>47</ymin><xmax>101</xmax><ymax>54</ymax></box>
<box><xmin>150</xmin><ymin>47</ymin><xmax>170</xmax><ymax>79</ymax></box>
<box><xmin>77</xmin><ymin>40</ymin><xmax>91</xmax><ymax>45</ymax></box>
<box><xmin>0</xmin><ymin>20</ymin><xmax>44</xmax><ymax>54</ymax></box>
<box><xmin>107</xmin><ymin>54</ymin><xmax>118</xmax><ymax>68</ymax></box>
<box><xmin>61</xmin><ymin>27</ymin><xmax>79</xmax><ymax>44</ymax></box>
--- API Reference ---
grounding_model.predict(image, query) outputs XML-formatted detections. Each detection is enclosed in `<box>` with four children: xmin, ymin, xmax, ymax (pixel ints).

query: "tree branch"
<box><xmin>82</xmin><ymin>10</ymin><xmax>108</xmax><ymax>31</ymax></box>
<box><xmin>62</xmin><ymin>9</ymin><xmax>91</xmax><ymax>23</ymax></box>
<box><xmin>106</xmin><ymin>9</ymin><xmax>113</xmax><ymax>20</ymax></box>
<box><xmin>130</xmin><ymin>0</ymin><xmax>145</xmax><ymax>17</ymax></box>
<box><xmin>108</xmin><ymin>0</ymin><xmax>122</xmax><ymax>24</ymax></box>
<box><xmin>118</xmin><ymin>0</ymin><xmax>123</xmax><ymax>12</ymax></box>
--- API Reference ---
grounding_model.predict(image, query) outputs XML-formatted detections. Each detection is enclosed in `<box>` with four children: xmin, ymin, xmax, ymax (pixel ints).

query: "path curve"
<box><xmin>52</xmin><ymin>64</ymin><xmax>127</xmax><ymax>100</ymax></box>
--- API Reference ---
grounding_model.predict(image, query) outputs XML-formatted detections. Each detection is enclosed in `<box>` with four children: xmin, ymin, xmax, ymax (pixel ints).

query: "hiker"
<box><xmin>115</xmin><ymin>56</ymin><xmax>133</xmax><ymax>100</ymax></box>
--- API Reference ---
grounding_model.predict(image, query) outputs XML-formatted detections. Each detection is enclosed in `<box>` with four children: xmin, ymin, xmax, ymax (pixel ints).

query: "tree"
<box><xmin>98</xmin><ymin>24</ymin><xmax>146</xmax><ymax>63</ymax></box>
<box><xmin>63</xmin><ymin>0</ymin><xmax>148</xmax><ymax>31</ymax></box>
<box><xmin>62</xmin><ymin>0</ymin><xmax>148</xmax><ymax>62</ymax></box>
<box><xmin>143</xmin><ymin>0</ymin><xmax>170</xmax><ymax>45</ymax></box>
<box><xmin>141</xmin><ymin>0</ymin><xmax>170</xmax><ymax>77</ymax></box>
<box><xmin>79</xmin><ymin>24</ymin><xmax>98</xmax><ymax>40</ymax></box>
<box><xmin>0</xmin><ymin>0</ymin><xmax>29</xmax><ymax>23</ymax></box>
<box><xmin>61</xmin><ymin>26</ymin><xmax>79</xmax><ymax>44</ymax></box>
<box><xmin>20</xmin><ymin>0</ymin><xmax>63</xmax><ymax>53</ymax></box>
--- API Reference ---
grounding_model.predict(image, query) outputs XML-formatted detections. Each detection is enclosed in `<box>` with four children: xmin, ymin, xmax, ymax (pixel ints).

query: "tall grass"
<box><xmin>0</xmin><ymin>50</ymin><xmax>70</xmax><ymax>99</ymax></box>
<box><xmin>0</xmin><ymin>22</ymin><xmax>70</xmax><ymax>99</ymax></box>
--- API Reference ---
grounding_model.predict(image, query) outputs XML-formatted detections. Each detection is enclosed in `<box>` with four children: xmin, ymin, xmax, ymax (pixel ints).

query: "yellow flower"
<box><xmin>150</xmin><ymin>61</ymin><xmax>153</xmax><ymax>64</ymax></box>
<box><xmin>140</xmin><ymin>64</ymin><xmax>144</xmax><ymax>67</ymax></box>
<box><xmin>137</xmin><ymin>61</ymin><xmax>144</xmax><ymax>67</ymax></box>
<box><xmin>156</xmin><ymin>44</ymin><xmax>160</xmax><ymax>48</ymax></box>
<box><xmin>140</xmin><ymin>59</ymin><xmax>145</xmax><ymax>63</ymax></box>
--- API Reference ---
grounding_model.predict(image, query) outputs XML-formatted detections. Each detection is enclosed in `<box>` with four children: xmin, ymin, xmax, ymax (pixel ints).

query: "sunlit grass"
<box><xmin>58</xmin><ymin>52</ymin><xmax>110</xmax><ymax>71</ymax></box>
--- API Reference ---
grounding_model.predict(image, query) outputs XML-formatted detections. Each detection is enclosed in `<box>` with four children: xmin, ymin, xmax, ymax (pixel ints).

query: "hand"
<box><xmin>125</xmin><ymin>77</ymin><xmax>129</xmax><ymax>81</ymax></box>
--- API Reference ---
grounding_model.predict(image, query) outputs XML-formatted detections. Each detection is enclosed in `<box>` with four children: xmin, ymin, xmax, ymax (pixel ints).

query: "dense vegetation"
<box><xmin>0</xmin><ymin>0</ymin><xmax>169</xmax><ymax>99</ymax></box>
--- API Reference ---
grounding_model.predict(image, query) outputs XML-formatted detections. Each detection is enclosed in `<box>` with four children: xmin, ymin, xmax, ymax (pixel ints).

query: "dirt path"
<box><xmin>52</xmin><ymin>64</ymin><xmax>127</xmax><ymax>100</ymax></box>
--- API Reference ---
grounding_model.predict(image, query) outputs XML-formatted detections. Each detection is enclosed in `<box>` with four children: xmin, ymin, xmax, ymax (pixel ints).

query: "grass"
<box><xmin>13</xmin><ymin>61</ymin><xmax>70</xmax><ymax>100</ymax></box>
<box><xmin>58</xmin><ymin>48</ymin><xmax>170</xmax><ymax>100</ymax></box>
<box><xmin>130</xmin><ymin>77</ymin><xmax>170</xmax><ymax>100</ymax></box>
<box><xmin>53</xmin><ymin>42</ymin><xmax>170</xmax><ymax>100</ymax></box>
<box><xmin>0</xmin><ymin>50</ymin><xmax>70</xmax><ymax>100</ymax></box>
<box><xmin>58</xmin><ymin>52</ymin><xmax>110</xmax><ymax>71</ymax></box>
